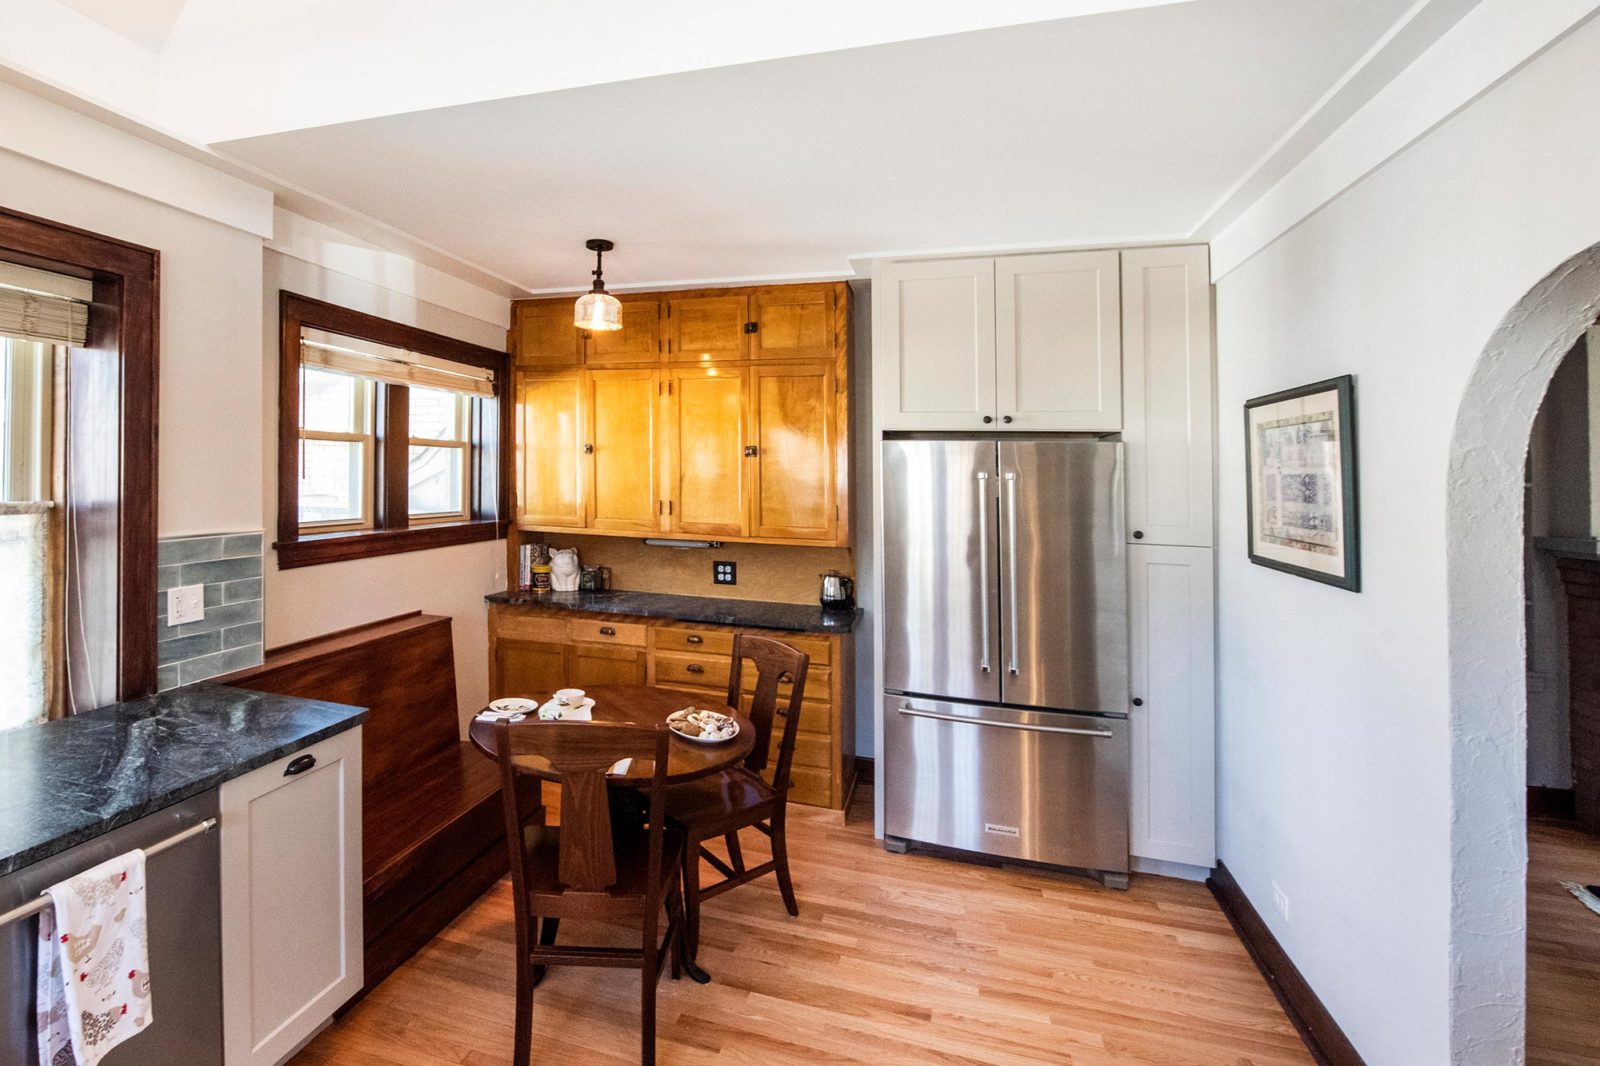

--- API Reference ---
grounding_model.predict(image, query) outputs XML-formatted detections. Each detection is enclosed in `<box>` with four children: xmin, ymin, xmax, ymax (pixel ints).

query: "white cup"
<box><xmin>554</xmin><ymin>688</ymin><xmax>586</xmax><ymax>707</ymax></box>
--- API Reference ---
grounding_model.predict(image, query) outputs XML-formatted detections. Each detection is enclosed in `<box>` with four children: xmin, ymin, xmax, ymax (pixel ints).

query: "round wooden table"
<box><xmin>467</xmin><ymin>684</ymin><xmax>755</xmax><ymax>785</ymax></box>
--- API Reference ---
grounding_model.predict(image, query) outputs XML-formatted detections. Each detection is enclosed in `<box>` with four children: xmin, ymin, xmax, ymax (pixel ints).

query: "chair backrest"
<box><xmin>493</xmin><ymin>719</ymin><xmax>671</xmax><ymax>897</ymax></box>
<box><xmin>725</xmin><ymin>633</ymin><xmax>810</xmax><ymax>789</ymax></box>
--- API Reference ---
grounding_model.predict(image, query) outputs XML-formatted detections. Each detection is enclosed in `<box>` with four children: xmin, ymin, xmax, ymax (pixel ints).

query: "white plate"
<box><xmin>537</xmin><ymin>697</ymin><xmax>595</xmax><ymax>721</ymax></box>
<box><xmin>668</xmin><ymin>715</ymin><xmax>740</xmax><ymax>744</ymax></box>
<box><xmin>489</xmin><ymin>697</ymin><xmax>538</xmax><ymax>714</ymax></box>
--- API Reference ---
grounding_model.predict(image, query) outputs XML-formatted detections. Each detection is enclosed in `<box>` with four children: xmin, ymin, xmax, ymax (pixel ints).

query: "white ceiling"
<box><xmin>215</xmin><ymin>0</ymin><xmax>1425</xmax><ymax>293</ymax></box>
<box><xmin>55</xmin><ymin>0</ymin><xmax>188</xmax><ymax>52</ymax></box>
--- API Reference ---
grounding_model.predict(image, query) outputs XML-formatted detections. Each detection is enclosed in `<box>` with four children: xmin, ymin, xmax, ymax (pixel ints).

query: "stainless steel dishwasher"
<box><xmin>0</xmin><ymin>792</ymin><xmax>223</xmax><ymax>1066</ymax></box>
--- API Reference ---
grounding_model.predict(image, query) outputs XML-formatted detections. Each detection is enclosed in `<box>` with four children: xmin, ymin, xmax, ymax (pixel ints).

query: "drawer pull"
<box><xmin>599</xmin><ymin>626</ymin><xmax>616</xmax><ymax>636</ymax></box>
<box><xmin>686</xmin><ymin>634</ymin><xmax>704</xmax><ymax>645</ymax></box>
<box><xmin>686</xmin><ymin>663</ymin><xmax>705</xmax><ymax>675</ymax></box>
<box><xmin>284</xmin><ymin>754</ymin><xmax>317</xmax><ymax>776</ymax></box>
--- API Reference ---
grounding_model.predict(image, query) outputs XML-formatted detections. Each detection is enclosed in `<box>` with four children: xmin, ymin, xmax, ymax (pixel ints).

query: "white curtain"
<box><xmin>0</xmin><ymin>503</ymin><xmax>51</xmax><ymax>730</ymax></box>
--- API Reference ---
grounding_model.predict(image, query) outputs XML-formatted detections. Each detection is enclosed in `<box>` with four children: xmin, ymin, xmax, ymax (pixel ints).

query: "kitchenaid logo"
<box><xmin>984</xmin><ymin>823</ymin><xmax>1020</xmax><ymax>838</ymax></box>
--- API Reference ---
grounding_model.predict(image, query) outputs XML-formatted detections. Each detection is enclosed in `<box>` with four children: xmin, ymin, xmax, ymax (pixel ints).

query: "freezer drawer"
<box><xmin>884</xmin><ymin>695</ymin><xmax>1128</xmax><ymax>873</ymax></box>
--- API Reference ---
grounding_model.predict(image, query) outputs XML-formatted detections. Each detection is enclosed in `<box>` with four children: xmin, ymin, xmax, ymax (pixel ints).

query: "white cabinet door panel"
<box><xmin>221</xmin><ymin>727</ymin><xmax>362</xmax><ymax>1066</ymax></box>
<box><xmin>996</xmin><ymin>251</ymin><xmax>1121</xmax><ymax>431</ymax></box>
<box><xmin>1129</xmin><ymin>545</ymin><xmax>1215</xmax><ymax>867</ymax></box>
<box><xmin>1121</xmin><ymin>245</ymin><xmax>1213</xmax><ymax>546</ymax></box>
<box><xmin>873</xmin><ymin>258</ymin><xmax>995</xmax><ymax>430</ymax></box>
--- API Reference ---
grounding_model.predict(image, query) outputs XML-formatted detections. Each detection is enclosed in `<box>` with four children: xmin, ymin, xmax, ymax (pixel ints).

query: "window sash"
<box><xmin>407</xmin><ymin>437</ymin><xmax>470</xmax><ymax>522</ymax></box>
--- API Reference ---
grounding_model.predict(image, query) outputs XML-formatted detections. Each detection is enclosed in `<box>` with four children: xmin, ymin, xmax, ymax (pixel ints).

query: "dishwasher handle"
<box><xmin>897</xmin><ymin>704</ymin><xmax>1114</xmax><ymax>738</ymax></box>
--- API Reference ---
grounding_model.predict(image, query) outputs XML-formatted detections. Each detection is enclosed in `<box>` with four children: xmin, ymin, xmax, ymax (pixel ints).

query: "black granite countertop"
<box><xmin>486</xmin><ymin>589</ymin><xmax>861</xmax><ymax>635</ymax></box>
<box><xmin>0</xmin><ymin>684</ymin><xmax>365</xmax><ymax>877</ymax></box>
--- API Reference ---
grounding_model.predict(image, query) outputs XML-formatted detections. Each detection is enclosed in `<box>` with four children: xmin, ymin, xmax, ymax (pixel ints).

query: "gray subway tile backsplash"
<box><xmin>156</xmin><ymin>532</ymin><xmax>265</xmax><ymax>690</ymax></box>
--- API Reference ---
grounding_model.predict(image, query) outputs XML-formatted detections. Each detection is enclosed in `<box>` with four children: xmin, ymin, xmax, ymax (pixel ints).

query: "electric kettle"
<box><xmin>819</xmin><ymin>570</ymin><xmax>855</xmax><ymax>610</ymax></box>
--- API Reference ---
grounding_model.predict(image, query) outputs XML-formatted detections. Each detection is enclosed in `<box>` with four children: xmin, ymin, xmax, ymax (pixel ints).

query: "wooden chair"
<box><xmin>664</xmin><ymin>633</ymin><xmax>810</xmax><ymax>973</ymax></box>
<box><xmin>493</xmin><ymin>719</ymin><xmax>685</xmax><ymax>1066</ymax></box>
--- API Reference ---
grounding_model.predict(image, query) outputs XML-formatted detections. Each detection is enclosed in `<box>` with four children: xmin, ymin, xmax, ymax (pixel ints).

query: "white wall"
<box><xmin>1214</xmin><ymin>9</ymin><xmax>1600</xmax><ymax>1063</ymax></box>
<box><xmin>262</xmin><ymin>228</ymin><xmax>509</xmax><ymax>724</ymax></box>
<box><xmin>0</xmin><ymin>138</ymin><xmax>265</xmax><ymax>539</ymax></box>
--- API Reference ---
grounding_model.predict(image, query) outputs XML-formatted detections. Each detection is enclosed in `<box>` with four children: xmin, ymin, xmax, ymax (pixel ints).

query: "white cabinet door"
<box><xmin>221</xmin><ymin>727</ymin><xmax>362</xmax><ymax>1066</ymax></box>
<box><xmin>873</xmin><ymin>257</ymin><xmax>996</xmax><ymax>431</ymax></box>
<box><xmin>996</xmin><ymin>250</ymin><xmax>1122</xmax><ymax>431</ymax></box>
<box><xmin>1121</xmin><ymin>245</ymin><xmax>1214</xmax><ymax>546</ymax></box>
<box><xmin>1129</xmin><ymin>545</ymin><xmax>1215</xmax><ymax>868</ymax></box>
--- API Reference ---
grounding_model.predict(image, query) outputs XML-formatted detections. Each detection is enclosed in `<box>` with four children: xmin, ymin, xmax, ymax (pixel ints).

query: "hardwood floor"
<box><xmin>1527</xmin><ymin>817</ymin><xmax>1600</xmax><ymax>1065</ymax></box>
<box><xmin>293</xmin><ymin>786</ymin><xmax>1311</xmax><ymax>1065</ymax></box>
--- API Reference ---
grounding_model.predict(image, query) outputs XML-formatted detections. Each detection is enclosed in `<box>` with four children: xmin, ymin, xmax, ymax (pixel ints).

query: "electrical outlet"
<box><xmin>713</xmin><ymin>561</ymin><xmax>737</xmax><ymax>585</ymax></box>
<box><xmin>1271</xmin><ymin>881</ymin><xmax>1290</xmax><ymax>923</ymax></box>
<box><xmin>167</xmin><ymin>584</ymin><xmax>205</xmax><ymax>626</ymax></box>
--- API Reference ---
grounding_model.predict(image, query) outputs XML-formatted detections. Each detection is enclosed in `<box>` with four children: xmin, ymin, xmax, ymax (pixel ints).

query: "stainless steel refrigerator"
<box><xmin>881</xmin><ymin>438</ymin><xmax>1130</xmax><ymax>881</ymax></box>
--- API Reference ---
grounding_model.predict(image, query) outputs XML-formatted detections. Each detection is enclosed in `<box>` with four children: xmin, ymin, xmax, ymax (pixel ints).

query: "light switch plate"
<box><xmin>167</xmin><ymin>584</ymin><xmax>204</xmax><ymax>626</ymax></box>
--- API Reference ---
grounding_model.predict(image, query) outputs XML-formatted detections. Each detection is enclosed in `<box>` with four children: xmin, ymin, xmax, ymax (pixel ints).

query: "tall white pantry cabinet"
<box><xmin>872</xmin><ymin>244</ymin><xmax>1216</xmax><ymax>872</ymax></box>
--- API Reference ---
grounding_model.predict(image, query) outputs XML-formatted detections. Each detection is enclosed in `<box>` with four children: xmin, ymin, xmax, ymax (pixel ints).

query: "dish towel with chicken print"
<box><xmin>36</xmin><ymin>850</ymin><xmax>153</xmax><ymax>1066</ymax></box>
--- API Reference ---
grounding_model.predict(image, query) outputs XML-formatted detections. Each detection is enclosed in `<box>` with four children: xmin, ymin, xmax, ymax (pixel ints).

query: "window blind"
<box><xmin>301</xmin><ymin>327</ymin><xmax>495</xmax><ymax>398</ymax></box>
<box><xmin>0</xmin><ymin>262</ymin><xmax>91</xmax><ymax>347</ymax></box>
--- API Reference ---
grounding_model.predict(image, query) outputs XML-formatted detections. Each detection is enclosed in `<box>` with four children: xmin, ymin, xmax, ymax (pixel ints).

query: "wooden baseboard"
<box><xmin>1529</xmin><ymin>785</ymin><xmax>1576</xmax><ymax>820</ymax></box>
<box><xmin>1208</xmin><ymin>861</ymin><xmax>1366</xmax><ymax>1066</ymax></box>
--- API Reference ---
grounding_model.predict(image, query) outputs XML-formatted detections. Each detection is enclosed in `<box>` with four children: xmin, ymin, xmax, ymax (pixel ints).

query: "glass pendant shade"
<box><xmin>574</xmin><ymin>290</ymin><xmax>623</xmax><ymax>331</ymax></box>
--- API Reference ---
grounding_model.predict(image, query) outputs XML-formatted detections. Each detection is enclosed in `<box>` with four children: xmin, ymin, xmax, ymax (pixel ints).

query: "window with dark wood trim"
<box><xmin>277</xmin><ymin>293</ymin><xmax>510</xmax><ymax>569</ymax></box>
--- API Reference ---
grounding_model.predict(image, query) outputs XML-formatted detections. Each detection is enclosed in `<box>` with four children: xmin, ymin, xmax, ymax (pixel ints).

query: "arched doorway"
<box><xmin>1447</xmin><ymin>244</ymin><xmax>1600</xmax><ymax>1060</ymax></box>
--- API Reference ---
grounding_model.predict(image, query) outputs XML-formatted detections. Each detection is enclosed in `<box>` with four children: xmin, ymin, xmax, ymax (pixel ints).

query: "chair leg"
<box><xmin>668</xmin><ymin>886</ymin><xmax>683</xmax><ymax>981</ymax></box>
<box><xmin>773</xmin><ymin>814</ymin><xmax>799</xmax><ymax>918</ymax></box>
<box><xmin>531</xmin><ymin>917</ymin><xmax>560</xmax><ymax>988</ymax></box>
<box><xmin>683</xmin><ymin>841</ymin><xmax>702</xmax><ymax>964</ymax></box>
<box><xmin>641</xmin><ymin>946</ymin><xmax>658</xmax><ymax>1066</ymax></box>
<box><xmin>513</xmin><ymin>928</ymin><xmax>534</xmax><ymax>1066</ymax></box>
<box><xmin>724</xmin><ymin>830</ymin><xmax>745</xmax><ymax>874</ymax></box>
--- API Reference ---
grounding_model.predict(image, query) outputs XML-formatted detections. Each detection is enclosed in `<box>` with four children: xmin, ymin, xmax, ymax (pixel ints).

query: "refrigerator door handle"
<box><xmin>896</xmin><ymin>704</ymin><xmax>1115</xmax><ymax>738</ymax></box>
<box><xmin>976</xmin><ymin>471</ymin><xmax>992</xmax><ymax>674</ymax></box>
<box><xmin>1003</xmin><ymin>470</ymin><xmax>1019</xmax><ymax>676</ymax></box>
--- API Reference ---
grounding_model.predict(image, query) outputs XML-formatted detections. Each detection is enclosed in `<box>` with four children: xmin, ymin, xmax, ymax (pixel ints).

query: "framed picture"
<box><xmin>1244</xmin><ymin>375</ymin><xmax>1360</xmax><ymax>591</ymax></box>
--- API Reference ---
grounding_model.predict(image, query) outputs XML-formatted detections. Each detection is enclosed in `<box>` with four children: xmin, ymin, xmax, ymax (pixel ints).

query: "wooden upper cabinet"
<box><xmin>749</xmin><ymin>362</ymin><xmax>837</xmax><ymax>542</ymax></box>
<box><xmin>516</xmin><ymin>371</ymin><xmax>586</xmax><ymax>527</ymax></box>
<box><xmin>585</xmin><ymin>299</ymin><xmax>662</xmax><ymax>366</ymax></box>
<box><xmin>586</xmin><ymin>369</ymin><xmax>661</xmax><ymax>533</ymax></box>
<box><xmin>668</xmin><ymin>295</ymin><xmax>749</xmax><ymax>363</ymax></box>
<box><xmin>512</xmin><ymin>302</ymin><xmax>583</xmax><ymax>368</ymax></box>
<box><xmin>750</xmin><ymin>285</ymin><xmax>835</xmax><ymax>361</ymax></box>
<box><xmin>666</xmin><ymin>368</ymin><xmax>748</xmax><ymax>537</ymax></box>
<box><xmin>995</xmin><ymin>250</ymin><xmax>1122</xmax><ymax>431</ymax></box>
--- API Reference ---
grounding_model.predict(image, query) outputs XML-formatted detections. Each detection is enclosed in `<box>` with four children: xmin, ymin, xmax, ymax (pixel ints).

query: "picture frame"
<box><xmin>1244</xmin><ymin>375</ymin><xmax>1360</xmax><ymax>592</ymax></box>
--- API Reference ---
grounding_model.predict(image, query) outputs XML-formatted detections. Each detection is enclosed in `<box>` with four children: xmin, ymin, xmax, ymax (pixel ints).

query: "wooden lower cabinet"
<box><xmin>488</xmin><ymin>605</ymin><xmax>854</xmax><ymax>809</ymax></box>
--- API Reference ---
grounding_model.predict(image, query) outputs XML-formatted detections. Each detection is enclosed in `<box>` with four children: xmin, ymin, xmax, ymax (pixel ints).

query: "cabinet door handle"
<box><xmin>686</xmin><ymin>663</ymin><xmax>705</xmax><ymax>675</ymax></box>
<box><xmin>1131</xmin><ymin>697</ymin><xmax>1144</xmax><ymax>707</ymax></box>
<box><xmin>982</xmin><ymin>415</ymin><xmax>994</xmax><ymax>424</ymax></box>
<box><xmin>744</xmin><ymin>445</ymin><xmax>758</xmax><ymax>457</ymax></box>
<box><xmin>1133</xmin><ymin>530</ymin><xmax>1144</xmax><ymax>540</ymax></box>
<box><xmin>584</xmin><ymin>443</ymin><xmax>595</xmax><ymax>455</ymax></box>
<box><xmin>599</xmin><ymin>626</ymin><xmax>616</xmax><ymax>636</ymax></box>
<box><xmin>284</xmin><ymin>754</ymin><xmax>317</xmax><ymax>776</ymax></box>
<box><xmin>686</xmin><ymin>635</ymin><xmax>704</xmax><ymax>645</ymax></box>
<box><xmin>1002</xmin><ymin>415</ymin><xmax>1013</xmax><ymax>424</ymax></box>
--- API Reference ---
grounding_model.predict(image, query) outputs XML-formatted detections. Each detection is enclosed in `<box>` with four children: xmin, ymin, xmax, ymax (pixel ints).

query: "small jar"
<box><xmin>531</xmin><ymin>563</ymin><xmax>552</xmax><ymax>592</ymax></box>
<box><xmin>579</xmin><ymin>566</ymin><xmax>600</xmax><ymax>592</ymax></box>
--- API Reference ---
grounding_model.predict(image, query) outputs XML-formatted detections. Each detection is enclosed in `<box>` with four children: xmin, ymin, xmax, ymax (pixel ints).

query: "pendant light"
<box><xmin>573</xmin><ymin>238</ymin><xmax>623</xmax><ymax>332</ymax></box>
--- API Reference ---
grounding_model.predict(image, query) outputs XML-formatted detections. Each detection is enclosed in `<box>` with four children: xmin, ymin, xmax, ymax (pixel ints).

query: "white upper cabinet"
<box><xmin>1121</xmin><ymin>245</ymin><xmax>1214</xmax><ymax>547</ymax></box>
<box><xmin>996</xmin><ymin>250</ymin><xmax>1122</xmax><ymax>431</ymax></box>
<box><xmin>1128</xmin><ymin>543</ymin><xmax>1215</xmax><ymax>868</ymax></box>
<box><xmin>874</xmin><ymin>252</ymin><xmax>1122</xmax><ymax>431</ymax></box>
<box><xmin>873</xmin><ymin>257</ymin><xmax>996</xmax><ymax>430</ymax></box>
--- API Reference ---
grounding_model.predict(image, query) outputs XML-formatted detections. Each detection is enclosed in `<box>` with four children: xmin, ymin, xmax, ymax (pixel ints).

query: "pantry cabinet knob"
<box><xmin>1133</xmin><ymin>530</ymin><xmax>1144</xmax><ymax>540</ymax></box>
<box><xmin>584</xmin><ymin>443</ymin><xmax>594</xmax><ymax>455</ymax></box>
<box><xmin>744</xmin><ymin>445</ymin><xmax>758</xmax><ymax>457</ymax></box>
<box><xmin>1002</xmin><ymin>416</ymin><xmax>1013</xmax><ymax>424</ymax></box>
<box><xmin>1131</xmin><ymin>697</ymin><xmax>1144</xmax><ymax>707</ymax></box>
<box><xmin>982</xmin><ymin>416</ymin><xmax>994</xmax><ymax>424</ymax></box>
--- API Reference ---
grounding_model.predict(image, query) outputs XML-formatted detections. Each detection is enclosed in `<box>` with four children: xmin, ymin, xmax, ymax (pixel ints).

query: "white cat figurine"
<box><xmin>549</xmin><ymin>548</ymin><xmax>581</xmax><ymax>592</ymax></box>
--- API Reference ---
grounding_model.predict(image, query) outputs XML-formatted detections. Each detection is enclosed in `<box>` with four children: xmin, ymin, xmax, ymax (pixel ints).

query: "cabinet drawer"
<box><xmin>766</xmin><ymin>729</ymin><xmax>833</xmax><ymax>770</ymax></box>
<box><xmin>495</xmin><ymin>611</ymin><xmax>569</xmax><ymax>643</ymax></box>
<box><xmin>770</xmin><ymin>765</ymin><xmax>836</xmax><ymax>808</ymax></box>
<box><xmin>654</xmin><ymin>651</ymin><xmax>731</xmax><ymax>689</ymax></box>
<box><xmin>654</xmin><ymin>627</ymin><xmax>735</xmax><ymax>656</ymax></box>
<box><xmin>568</xmin><ymin>618</ymin><xmax>648</xmax><ymax>647</ymax></box>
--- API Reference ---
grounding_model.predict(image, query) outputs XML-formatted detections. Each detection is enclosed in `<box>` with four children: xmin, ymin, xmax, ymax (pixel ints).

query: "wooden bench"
<box><xmin>219</xmin><ymin>611</ymin><xmax>534</xmax><ymax>994</ymax></box>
